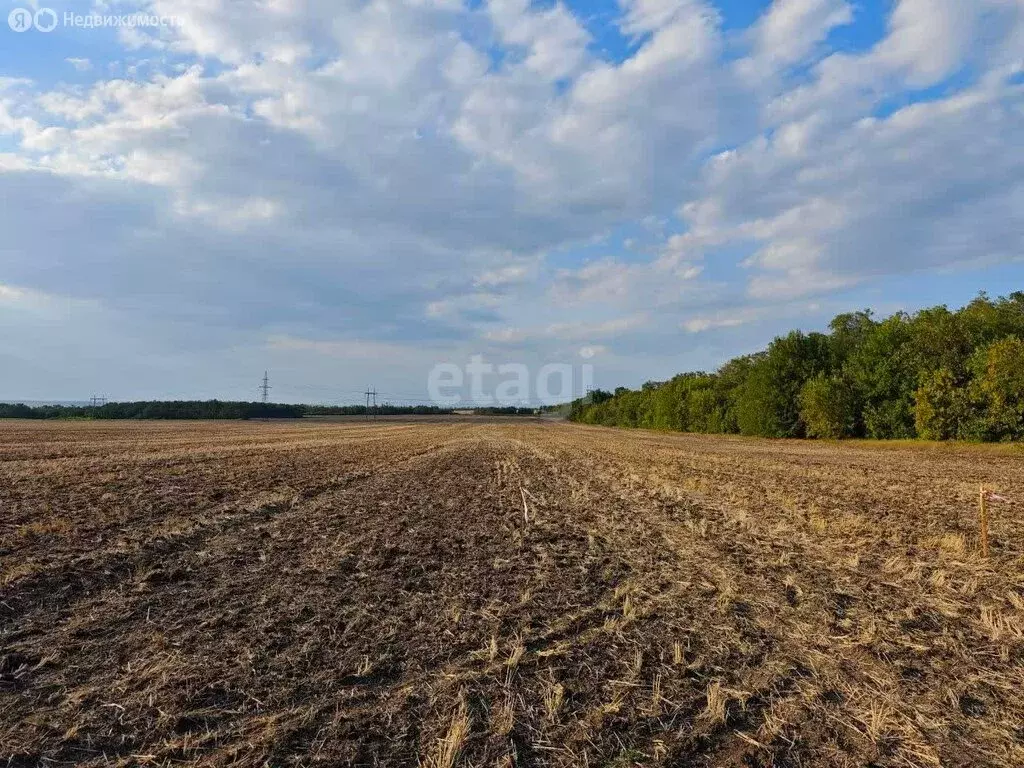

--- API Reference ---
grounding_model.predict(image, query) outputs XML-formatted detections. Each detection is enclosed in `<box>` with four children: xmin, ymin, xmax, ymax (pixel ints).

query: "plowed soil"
<box><xmin>2</xmin><ymin>420</ymin><xmax>1023</xmax><ymax>767</ymax></box>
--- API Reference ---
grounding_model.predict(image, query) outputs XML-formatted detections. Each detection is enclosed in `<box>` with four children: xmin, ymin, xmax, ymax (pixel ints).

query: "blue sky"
<box><xmin>1</xmin><ymin>0</ymin><xmax>1022</xmax><ymax>404</ymax></box>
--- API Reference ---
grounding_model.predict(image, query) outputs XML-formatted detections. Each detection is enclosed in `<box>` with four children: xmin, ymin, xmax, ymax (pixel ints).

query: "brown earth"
<box><xmin>1</xmin><ymin>419</ymin><xmax>1023</xmax><ymax>767</ymax></box>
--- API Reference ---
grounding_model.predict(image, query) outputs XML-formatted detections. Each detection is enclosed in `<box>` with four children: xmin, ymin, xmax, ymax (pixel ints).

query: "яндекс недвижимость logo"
<box><xmin>8</xmin><ymin>7</ymin><xmax>58</xmax><ymax>32</ymax></box>
<box><xmin>8</xmin><ymin>8</ymin><xmax>180</xmax><ymax>33</ymax></box>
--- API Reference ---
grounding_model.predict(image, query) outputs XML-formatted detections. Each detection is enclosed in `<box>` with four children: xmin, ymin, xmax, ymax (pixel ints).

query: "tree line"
<box><xmin>569</xmin><ymin>292</ymin><xmax>1024</xmax><ymax>442</ymax></box>
<box><xmin>0</xmin><ymin>401</ymin><xmax>454</xmax><ymax>420</ymax></box>
<box><xmin>301</xmin><ymin>404</ymin><xmax>453</xmax><ymax>417</ymax></box>
<box><xmin>471</xmin><ymin>406</ymin><xmax>539</xmax><ymax>416</ymax></box>
<box><xmin>0</xmin><ymin>401</ymin><xmax>550</xmax><ymax>421</ymax></box>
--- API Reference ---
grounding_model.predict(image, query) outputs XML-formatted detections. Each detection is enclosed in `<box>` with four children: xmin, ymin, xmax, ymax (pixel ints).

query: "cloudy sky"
<box><xmin>1</xmin><ymin>0</ymin><xmax>1022</xmax><ymax>404</ymax></box>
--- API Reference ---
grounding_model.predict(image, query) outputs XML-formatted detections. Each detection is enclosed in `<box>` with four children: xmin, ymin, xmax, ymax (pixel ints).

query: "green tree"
<box><xmin>828</xmin><ymin>310</ymin><xmax>875</xmax><ymax>364</ymax></box>
<box><xmin>909</xmin><ymin>305</ymin><xmax>972</xmax><ymax>378</ymax></box>
<box><xmin>970</xmin><ymin>336</ymin><xmax>1024</xmax><ymax>440</ymax></box>
<box><xmin>914</xmin><ymin>368</ymin><xmax>970</xmax><ymax>440</ymax></box>
<box><xmin>799</xmin><ymin>373</ymin><xmax>858</xmax><ymax>439</ymax></box>
<box><xmin>650</xmin><ymin>376</ymin><xmax>687</xmax><ymax>431</ymax></box>
<box><xmin>846</xmin><ymin>314</ymin><xmax>916</xmax><ymax>438</ymax></box>
<box><xmin>736</xmin><ymin>331</ymin><xmax>832</xmax><ymax>437</ymax></box>
<box><xmin>685</xmin><ymin>378</ymin><xmax>728</xmax><ymax>433</ymax></box>
<box><xmin>958</xmin><ymin>292</ymin><xmax>1024</xmax><ymax>349</ymax></box>
<box><xmin>714</xmin><ymin>354</ymin><xmax>758</xmax><ymax>433</ymax></box>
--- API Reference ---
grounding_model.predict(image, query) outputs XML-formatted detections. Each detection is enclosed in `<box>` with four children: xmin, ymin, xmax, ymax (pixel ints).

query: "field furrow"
<box><xmin>1</xmin><ymin>419</ymin><xmax>1022</xmax><ymax>767</ymax></box>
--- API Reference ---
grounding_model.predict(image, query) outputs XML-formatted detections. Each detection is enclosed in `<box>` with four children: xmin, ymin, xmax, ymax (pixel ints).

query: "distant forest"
<box><xmin>569</xmin><ymin>292</ymin><xmax>1024</xmax><ymax>442</ymax></box>
<box><xmin>0</xmin><ymin>401</ymin><xmax>454</xmax><ymax>420</ymax></box>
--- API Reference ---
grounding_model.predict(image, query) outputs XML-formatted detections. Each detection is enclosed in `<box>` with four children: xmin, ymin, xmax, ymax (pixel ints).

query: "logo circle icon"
<box><xmin>8</xmin><ymin>8</ymin><xmax>33</xmax><ymax>31</ymax></box>
<box><xmin>34</xmin><ymin>7</ymin><xmax>58</xmax><ymax>32</ymax></box>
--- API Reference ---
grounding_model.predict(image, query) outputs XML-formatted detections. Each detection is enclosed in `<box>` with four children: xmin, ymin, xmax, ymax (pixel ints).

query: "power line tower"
<box><xmin>260</xmin><ymin>371</ymin><xmax>271</xmax><ymax>404</ymax></box>
<box><xmin>364</xmin><ymin>387</ymin><xmax>377</xmax><ymax>420</ymax></box>
<box><xmin>89</xmin><ymin>395</ymin><xmax>107</xmax><ymax>407</ymax></box>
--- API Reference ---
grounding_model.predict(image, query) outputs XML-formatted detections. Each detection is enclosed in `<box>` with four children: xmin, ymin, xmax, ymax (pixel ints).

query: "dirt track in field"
<box><xmin>2</xmin><ymin>419</ymin><xmax>1024</xmax><ymax>767</ymax></box>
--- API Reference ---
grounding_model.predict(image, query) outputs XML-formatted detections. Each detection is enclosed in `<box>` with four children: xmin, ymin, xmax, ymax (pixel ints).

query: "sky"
<box><xmin>0</xmin><ymin>0</ymin><xmax>1022</xmax><ymax>405</ymax></box>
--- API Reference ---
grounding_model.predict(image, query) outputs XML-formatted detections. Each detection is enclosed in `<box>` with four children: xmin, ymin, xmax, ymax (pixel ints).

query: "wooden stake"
<box><xmin>979</xmin><ymin>484</ymin><xmax>990</xmax><ymax>558</ymax></box>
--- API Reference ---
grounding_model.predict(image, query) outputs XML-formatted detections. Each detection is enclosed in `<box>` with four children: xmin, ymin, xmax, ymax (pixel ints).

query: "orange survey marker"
<box><xmin>979</xmin><ymin>486</ymin><xmax>1011</xmax><ymax>557</ymax></box>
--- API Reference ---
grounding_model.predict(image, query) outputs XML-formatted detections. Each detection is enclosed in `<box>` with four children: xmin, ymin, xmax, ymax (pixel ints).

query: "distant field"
<box><xmin>2</xmin><ymin>420</ymin><xmax>1023</xmax><ymax>767</ymax></box>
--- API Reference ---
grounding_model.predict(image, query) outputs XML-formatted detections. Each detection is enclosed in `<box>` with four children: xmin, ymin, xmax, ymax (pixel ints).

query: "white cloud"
<box><xmin>425</xmin><ymin>292</ymin><xmax>501</xmax><ymax>318</ymax></box>
<box><xmin>764</xmin><ymin>0</ymin><xmax>1024</xmax><ymax>127</ymax></box>
<box><xmin>173</xmin><ymin>196</ymin><xmax>282</xmax><ymax>228</ymax></box>
<box><xmin>551</xmin><ymin>255</ymin><xmax>704</xmax><ymax>311</ymax></box>
<box><xmin>682</xmin><ymin>300</ymin><xmax>833</xmax><ymax>332</ymax></box>
<box><xmin>682</xmin><ymin>74</ymin><xmax>1024</xmax><ymax>300</ymax></box>
<box><xmin>0</xmin><ymin>283</ymin><xmax>26</xmax><ymax>303</ymax></box>
<box><xmin>737</xmin><ymin>0</ymin><xmax>852</xmax><ymax>82</ymax></box>
<box><xmin>874</xmin><ymin>0</ymin><xmax>979</xmax><ymax>86</ymax></box>
<box><xmin>484</xmin><ymin>313</ymin><xmax>649</xmax><ymax>344</ymax></box>
<box><xmin>683</xmin><ymin>307</ymin><xmax>763</xmax><ymax>333</ymax></box>
<box><xmin>266</xmin><ymin>335</ymin><xmax>426</xmax><ymax>360</ymax></box>
<box><xmin>487</xmin><ymin>0</ymin><xmax>591</xmax><ymax>81</ymax></box>
<box><xmin>473</xmin><ymin>260</ymin><xmax>539</xmax><ymax>288</ymax></box>
<box><xmin>452</xmin><ymin>0</ymin><xmax>733</xmax><ymax>213</ymax></box>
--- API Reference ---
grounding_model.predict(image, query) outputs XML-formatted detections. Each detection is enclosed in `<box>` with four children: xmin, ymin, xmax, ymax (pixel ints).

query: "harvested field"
<box><xmin>2</xmin><ymin>419</ymin><xmax>1024</xmax><ymax>767</ymax></box>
